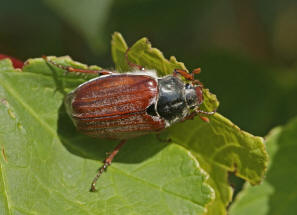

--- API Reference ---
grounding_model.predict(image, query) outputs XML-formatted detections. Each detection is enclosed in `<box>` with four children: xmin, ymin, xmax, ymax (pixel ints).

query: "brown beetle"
<box><xmin>43</xmin><ymin>55</ymin><xmax>215</xmax><ymax>192</ymax></box>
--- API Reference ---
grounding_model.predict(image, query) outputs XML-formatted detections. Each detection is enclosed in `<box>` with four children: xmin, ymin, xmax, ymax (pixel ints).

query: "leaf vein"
<box><xmin>0</xmin><ymin>162</ymin><xmax>12</xmax><ymax>215</ymax></box>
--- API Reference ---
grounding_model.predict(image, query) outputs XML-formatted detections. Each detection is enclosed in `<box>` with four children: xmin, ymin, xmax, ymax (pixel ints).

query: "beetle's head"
<box><xmin>184</xmin><ymin>83</ymin><xmax>203</xmax><ymax>108</ymax></box>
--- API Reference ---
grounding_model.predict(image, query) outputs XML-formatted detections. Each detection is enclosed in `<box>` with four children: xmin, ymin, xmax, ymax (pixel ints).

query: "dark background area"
<box><xmin>1</xmin><ymin>0</ymin><xmax>297</xmax><ymax>136</ymax></box>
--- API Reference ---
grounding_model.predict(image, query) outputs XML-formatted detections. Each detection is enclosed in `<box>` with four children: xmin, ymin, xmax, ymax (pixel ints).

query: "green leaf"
<box><xmin>111</xmin><ymin>32</ymin><xmax>268</xmax><ymax>214</ymax></box>
<box><xmin>0</xmin><ymin>32</ymin><xmax>268</xmax><ymax>214</ymax></box>
<box><xmin>229</xmin><ymin>116</ymin><xmax>297</xmax><ymax>215</ymax></box>
<box><xmin>170</xmin><ymin>115</ymin><xmax>267</xmax><ymax>214</ymax></box>
<box><xmin>111</xmin><ymin>32</ymin><xmax>129</xmax><ymax>72</ymax></box>
<box><xmin>112</xmin><ymin>33</ymin><xmax>187</xmax><ymax>75</ymax></box>
<box><xmin>0</xmin><ymin>58</ymin><xmax>213</xmax><ymax>214</ymax></box>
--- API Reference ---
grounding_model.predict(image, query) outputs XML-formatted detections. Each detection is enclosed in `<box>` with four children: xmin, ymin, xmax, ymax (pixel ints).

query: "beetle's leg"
<box><xmin>181</xmin><ymin>111</ymin><xmax>197</xmax><ymax>122</ymax></box>
<box><xmin>90</xmin><ymin>140</ymin><xmax>127</xmax><ymax>192</ymax></box>
<box><xmin>43</xmin><ymin>56</ymin><xmax>113</xmax><ymax>76</ymax></box>
<box><xmin>192</xmin><ymin>80</ymin><xmax>204</xmax><ymax>87</ymax></box>
<box><xmin>125</xmin><ymin>48</ymin><xmax>145</xmax><ymax>71</ymax></box>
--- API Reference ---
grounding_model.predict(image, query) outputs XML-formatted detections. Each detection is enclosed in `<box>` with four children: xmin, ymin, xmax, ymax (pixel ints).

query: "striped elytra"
<box><xmin>65</xmin><ymin>73</ymin><xmax>166</xmax><ymax>139</ymax></box>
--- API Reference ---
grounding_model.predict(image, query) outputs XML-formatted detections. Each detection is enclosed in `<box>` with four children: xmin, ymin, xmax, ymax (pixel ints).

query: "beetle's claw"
<box><xmin>90</xmin><ymin>184</ymin><xmax>98</xmax><ymax>192</ymax></box>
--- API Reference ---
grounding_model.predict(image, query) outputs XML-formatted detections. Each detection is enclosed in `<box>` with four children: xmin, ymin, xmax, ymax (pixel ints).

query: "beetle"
<box><xmin>43</xmin><ymin>53</ymin><xmax>215</xmax><ymax>192</ymax></box>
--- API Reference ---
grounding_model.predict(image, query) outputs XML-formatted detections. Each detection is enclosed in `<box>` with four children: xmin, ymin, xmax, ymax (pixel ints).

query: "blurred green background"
<box><xmin>1</xmin><ymin>0</ymin><xmax>297</xmax><ymax>137</ymax></box>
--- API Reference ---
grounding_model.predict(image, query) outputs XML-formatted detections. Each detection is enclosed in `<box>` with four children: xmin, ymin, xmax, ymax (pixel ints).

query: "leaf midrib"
<box><xmin>0</xmin><ymin>161</ymin><xmax>12</xmax><ymax>215</ymax></box>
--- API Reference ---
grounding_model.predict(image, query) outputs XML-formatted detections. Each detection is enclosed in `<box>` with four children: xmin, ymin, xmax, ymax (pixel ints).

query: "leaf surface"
<box><xmin>229</xmin><ymin>116</ymin><xmax>297</xmax><ymax>215</ymax></box>
<box><xmin>0</xmin><ymin>58</ymin><xmax>213</xmax><ymax>214</ymax></box>
<box><xmin>0</xmin><ymin>33</ymin><xmax>268</xmax><ymax>215</ymax></box>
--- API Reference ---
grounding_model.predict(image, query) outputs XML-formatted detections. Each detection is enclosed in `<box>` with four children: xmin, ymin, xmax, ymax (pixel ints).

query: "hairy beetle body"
<box><xmin>65</xmin><ymin>70</ymin><xmax>205</xmax><ymax>140</ymax></box>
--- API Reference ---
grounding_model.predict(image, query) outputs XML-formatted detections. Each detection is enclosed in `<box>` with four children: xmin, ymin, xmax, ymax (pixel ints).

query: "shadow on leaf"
<box><xmin>56</xmin><ymin>103</ymin><xmax>169</xmax><ymax>164</ymax></box>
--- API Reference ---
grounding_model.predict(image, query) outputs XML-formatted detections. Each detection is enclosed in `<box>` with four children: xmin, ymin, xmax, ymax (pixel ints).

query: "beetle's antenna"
<box><xmin>196</xmin><ymin>109</ymin><xmax>216</xmax><ymax>115</ymax></box>
<box><xmin>182</xmin><ymin>108</ymin><xmax>216</xmax><ymax>123</ymax></box>
<box><xmin>90</xmin><ymin>140</ymin><xmax>127</xmax><ymax>192</ymax></box>
<box><xmin>184</xmin><ymin>108</ymin><xmax>215</xmax><ymax>123</ymax></box>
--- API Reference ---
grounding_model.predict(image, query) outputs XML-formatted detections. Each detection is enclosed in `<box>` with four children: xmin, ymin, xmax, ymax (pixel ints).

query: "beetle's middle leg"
<box><xmin>90</xmin><ymin>140</ymin><xmax>127</xmax><ymax>192</ymax></box>
<box><xmin>43</xmin><ymin>56</ymin><xmax>113</xmax><ymax>76</ymax></box>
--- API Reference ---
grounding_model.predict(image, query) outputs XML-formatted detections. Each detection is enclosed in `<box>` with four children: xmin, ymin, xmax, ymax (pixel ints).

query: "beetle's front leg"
<box><xmin>90</xmin><ymin>140</ymin><xmax>127</xmax><ymax>192</ymax></box>
<box><xmin>43</xmin><ymin>56</ymin><xmax>113</xmax><ymax>76</ymax></box>
<box><xmin>182</xmin><ymin>112</ymin><xmax>210</xmax><ymax>123</ymax></box>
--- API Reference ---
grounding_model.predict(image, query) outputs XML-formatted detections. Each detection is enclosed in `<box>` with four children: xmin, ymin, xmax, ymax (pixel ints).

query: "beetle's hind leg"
<box><xmin>90</xmin><ymin>140</ymin><xmax>127</xmax><ymax>192</ymax></box>
<box><xmin>125</xmin><ymin>48</ymin><xmax>145</xmax><ymax>71</ymax></box>
<box><xmin>43</xmin><ymin>56</ymin><xmax>113</xmax><ymax>76</ymax></box>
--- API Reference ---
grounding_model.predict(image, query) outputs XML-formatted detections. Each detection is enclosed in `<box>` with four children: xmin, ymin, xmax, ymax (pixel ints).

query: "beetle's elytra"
<box><xmin>65</xmin><ymin>72</ymin><xmax>164</xmax><ymax>140</ymax></box>
<box><xmin>43</xmin><ymin>55</ymin><xmax>215</xmax><ymax>192</ymax></box>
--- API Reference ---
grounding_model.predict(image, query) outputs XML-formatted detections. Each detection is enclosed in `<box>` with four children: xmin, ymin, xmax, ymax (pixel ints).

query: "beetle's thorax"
<box><xmin>156</xmin><ymin>76</ymin><xmax>201</xmax><ymax>125</ymax></box>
